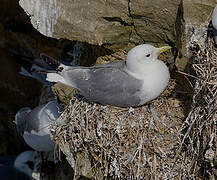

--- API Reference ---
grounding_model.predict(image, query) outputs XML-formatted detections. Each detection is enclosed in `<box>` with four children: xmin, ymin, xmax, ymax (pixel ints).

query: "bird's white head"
<box><xmin>126</xmin><ymin>44</ymin><xmax>171</xmax><ymax>75</ymax></box>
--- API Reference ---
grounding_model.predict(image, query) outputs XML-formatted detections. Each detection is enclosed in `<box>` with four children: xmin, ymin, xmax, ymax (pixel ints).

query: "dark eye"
<box><xmin>146</xmin><ymin>54</ymin><xmax>150</xmax><ymax>57</ymax></box>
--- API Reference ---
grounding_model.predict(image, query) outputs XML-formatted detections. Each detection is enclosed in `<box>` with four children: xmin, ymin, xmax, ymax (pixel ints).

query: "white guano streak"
<box><xmin>19</xmin><ymin>0</ymin><xmax>60</xmax><ymax>37</ymax></box>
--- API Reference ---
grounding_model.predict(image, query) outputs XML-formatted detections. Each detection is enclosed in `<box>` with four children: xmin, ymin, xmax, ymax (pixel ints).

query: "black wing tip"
<box><xmin>33</xmin><ymin>69</ymin><xmax>58</xmax><ymax>74</ymax></box>
<box><xmin>40</xmin><ymin>53</ymin><xmax>61</xmax><ymax>70</ymax></box>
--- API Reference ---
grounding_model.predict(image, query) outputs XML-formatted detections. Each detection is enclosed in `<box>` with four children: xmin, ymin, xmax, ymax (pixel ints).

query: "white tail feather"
<box><xmin>46</xmin><ymin>73</ymin><xmax>67</xmax><ymax>84</ymax></box>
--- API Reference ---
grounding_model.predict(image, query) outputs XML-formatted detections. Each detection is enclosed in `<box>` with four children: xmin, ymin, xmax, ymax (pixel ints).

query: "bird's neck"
<box><xmin>126</xmin><ymin>60</ymin><xmax>157</xmax><ymax>79</ymax></box>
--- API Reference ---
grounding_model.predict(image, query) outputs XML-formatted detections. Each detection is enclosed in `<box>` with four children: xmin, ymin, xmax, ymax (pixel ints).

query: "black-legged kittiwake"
<box><xmin>0</xmin><ymin>150</ymin><xmax>37</xmax><ymax>180</ymax></box>
<box><xmin>15</xmin><ymin>101</ymin><xmax>63</xmax><ymax>151</ymax></box>
<box><xmin>212</xmin><ymin>5</ymin><xmax>217</xmax><ymax>44</ymax></box>
<box><xmin>44</xmin><ymin>44</ymin><xmax>171</xmax><ymax>107</ymax></box>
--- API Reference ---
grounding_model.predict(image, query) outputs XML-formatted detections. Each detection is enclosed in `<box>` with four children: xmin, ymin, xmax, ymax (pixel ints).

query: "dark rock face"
<box><xmin>0</xmin><ymin>0</ymin><xmax>58</xmax><ymax>156</ymax></box>
<box><xmin>0</xmin><ymin>49</ymin><xmax>41</xmax><ymax>110</ymax></box>
<box><xmin>0</xmin><ymin>0</ymin><xmax>41</xmax><ymax>155</ymax></box>
<box><xmin>0</xmin><ymin>0</ymin><xmax>113</xmax><ymax>156</ymax></box>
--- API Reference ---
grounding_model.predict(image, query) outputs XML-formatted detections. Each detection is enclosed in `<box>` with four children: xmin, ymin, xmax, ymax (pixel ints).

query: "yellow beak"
<box><xmin>157</xmin><ymin>46</ymin><xmax>171</xmax><ymax>55</ymax></box>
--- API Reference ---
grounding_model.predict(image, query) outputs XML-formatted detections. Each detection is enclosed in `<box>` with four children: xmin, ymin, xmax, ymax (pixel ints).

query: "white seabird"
<box><xmin>0</xmin><ymin>150</ymin><xmax>37</xmax><ymax>180</ymax></box>
<box><xmin>44</xmin><ymin>44</ymin><xmax>171</xmax><ymax>107</ymax></box>
<box><xmin>212</xmin><ymin>5</ymin><xmax>217</xmax><ymax>44</ymax></box>
<box><xmin>15</xmin><ymin>101</ymin><xmax>63</xmax><ymax>151</ymax></box>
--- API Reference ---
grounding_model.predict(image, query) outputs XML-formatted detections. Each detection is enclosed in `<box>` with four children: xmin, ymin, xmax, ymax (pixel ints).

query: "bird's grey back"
<box><xmin>64</xmin><ymin>61</ymin><xmax>144</xmax><ymax>107</ymax></box>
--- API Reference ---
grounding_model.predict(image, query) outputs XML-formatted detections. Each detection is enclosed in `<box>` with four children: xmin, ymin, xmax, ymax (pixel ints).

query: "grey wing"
<box><xmin>93</xmin><ymin>61</ymin><xmax>125</xmax><ymax>68</ymax></box>
<box><xmin>65</xmin><ymin>61</ymin><xmax>143</xmax><ymax>107</ymax></box>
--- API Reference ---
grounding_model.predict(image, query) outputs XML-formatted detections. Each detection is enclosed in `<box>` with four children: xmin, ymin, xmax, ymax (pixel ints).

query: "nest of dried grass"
<box><xmin>177</xmin><ymin>24</ymin><xmax>217</xmax><ymax>178</ymax></box>
<box><xmin>53</xmin><ymin>80</ymin><xmax>185</xmax><ymax>179</ymax></box>
<box><xmin>51</xmin><ymin>23</ymin><xmax>217</xmax><ymax>179</ymax></box>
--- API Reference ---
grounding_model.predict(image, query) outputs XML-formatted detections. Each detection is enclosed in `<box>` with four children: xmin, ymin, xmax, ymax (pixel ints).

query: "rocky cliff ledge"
<box><xmin>19</xmin><ymin>0</ymin><xmax>214</xmax><ymax>46</ymax></box>
<box><xmin>0</xmin><ymin>0</ymin><xmax>216</xmax><ymax>179</ymax></box>
<box><xmin>19</xmin><ymin>0</ymin><xmax>216</xmax><ymax>71</ymax></box>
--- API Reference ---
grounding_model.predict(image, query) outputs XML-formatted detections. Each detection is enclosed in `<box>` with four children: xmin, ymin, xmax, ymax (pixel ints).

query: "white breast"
<box><xmin>138</xmin><ymin>60</ymin><xmax>170</xmax><ymax>105</ymax></box>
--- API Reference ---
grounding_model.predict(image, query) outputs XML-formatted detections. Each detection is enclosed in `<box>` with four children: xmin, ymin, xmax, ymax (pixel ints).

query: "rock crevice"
<box><xmin>127</xmin><ymin>0</ymin><xmax>145</xmax><ymax>43</ymax></box>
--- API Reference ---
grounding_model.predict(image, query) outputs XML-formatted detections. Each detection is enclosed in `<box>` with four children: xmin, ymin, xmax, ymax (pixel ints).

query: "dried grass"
<box><xmin>177</xmin><ymin>24</ymin><xmax>217</xmax><ymax>179</ymax></box>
